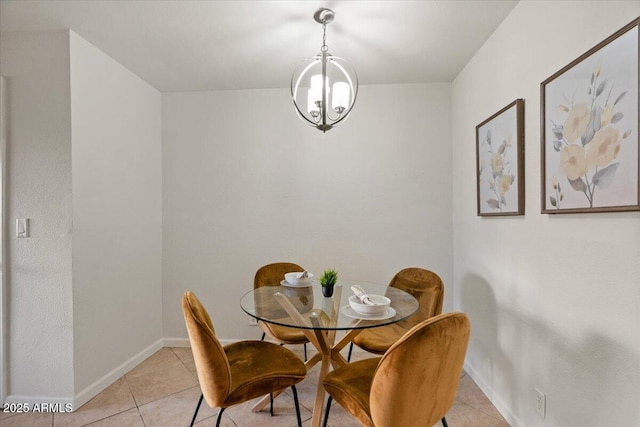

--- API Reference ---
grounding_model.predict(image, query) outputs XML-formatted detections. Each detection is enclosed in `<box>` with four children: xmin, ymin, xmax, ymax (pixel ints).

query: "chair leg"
<box><xmin>215</xmin><ymin>407</ymin><xmax>225</xmax><ymax>427</ymax></box>
<box><xmin>190</xmin><ymin>393</ymin><xmax>203</xmax><ymax>427</ymax></box>
<box><xmin>304</xmin><ymin>343</ymin><xmax>307</xmax><ymax>361</ymax></box>
<box><xmin>322</xmin><ymin>396</ymin><xmax>333</xmax><ymax>427</ymax></box>
<box><xmin>291</xmin><ymin>385</ymin><xmax>302</xmax><ymax>427</ymax></box>
<box><xmin>261</xmin><ymin>332</ymin><xmax>266</xmax><ymax>340</ymax></box>
<box><xmin>269</xmin><ymin>392</ymin><xmax>274</xmax><ymax>416</ymax></box>
<box><xmin>441</xmin><ymin>416</ymin><xmax>448</xmax><ymax>427</ymax></box>
<box><xmin>347</xmin><ymin>342</ymin><xmax>353</xmax><ymax>362</ymax></box>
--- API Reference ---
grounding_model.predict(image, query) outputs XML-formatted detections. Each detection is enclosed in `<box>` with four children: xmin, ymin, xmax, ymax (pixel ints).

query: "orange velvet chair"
<box><xmin>182</xmin><ymin>291</ymin><xmax>306</xmax><ymax>427</ymax></box>
<box><xmin>348</xmin><ymin>267</ymin><xmax>444</xmax><ymax>360</ymax></box>
<box><xmin>254</xmin><ymin>262</ymin><xmax>310</xmax><ymax>359</ymax></box>
<box><xmin>323</xmin><ymin>312</ymin><xmax>470</xmax><ymax>427</ymax></box>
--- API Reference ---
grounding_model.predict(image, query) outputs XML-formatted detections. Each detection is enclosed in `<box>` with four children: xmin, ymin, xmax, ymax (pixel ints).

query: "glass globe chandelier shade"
<box><xmin>291</xmin><ymin>8</ymin><xmax>358</xmax><ymax>133</ymax></box>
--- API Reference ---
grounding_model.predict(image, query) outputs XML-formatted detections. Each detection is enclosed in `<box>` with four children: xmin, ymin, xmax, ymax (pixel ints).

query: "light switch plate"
<box><xmin>16</xmin><ymin>218</ymin><xmax>29</xmax><ymax>238</ymax></box>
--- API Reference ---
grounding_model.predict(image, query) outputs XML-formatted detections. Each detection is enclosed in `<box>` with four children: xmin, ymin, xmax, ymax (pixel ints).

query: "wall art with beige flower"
<box><xmin>541</xmin><ymin>18</ymin><xmax>639</xmax><ymax>213</ymax></box>
<box><xmin>476</xmin><ymin>99</ymin><xmax>525</xmax><ymax>216</ymax></box>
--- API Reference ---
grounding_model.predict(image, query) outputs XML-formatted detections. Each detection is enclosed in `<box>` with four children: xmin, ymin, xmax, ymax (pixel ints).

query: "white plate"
<box><xmin>281</xmin><ymin>280</ymin><xmax>312</xmax><ymax>288</ymax></box>
<box><xmin>341</xmin><ymin>305</ymin><xmax>396</xmax><ymax>320</ymax></box>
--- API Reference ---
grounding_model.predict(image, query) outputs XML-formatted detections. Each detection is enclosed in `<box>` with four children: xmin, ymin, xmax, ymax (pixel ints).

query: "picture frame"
<box><xmin>541</xmin><ymin>18</ymin><xmax>639</xmax><ymax>214</ymax></box>
<box><xmin>476</xmin><ymin>99</ymin><xmax>525</xmax><ymax>216</ymax></box>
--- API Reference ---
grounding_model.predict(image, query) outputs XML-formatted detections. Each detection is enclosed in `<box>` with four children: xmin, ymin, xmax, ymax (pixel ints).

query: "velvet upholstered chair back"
<box><xmin>370</xmin><ymin>312</ymin><xmax>470</xmax><ymax>427</ymax></box>
<box><xmin>254</xmin><ymin>262</ymin><xmax>305</xmax><ymax>289</ymax></box>
<box><xmin>182</xmin><ymin>291</ymin><xmax>232</xmax><ymax>408</ymax></box>
<box><xmin>389</xmin><ymin>268</ymin><xmax>444</xmax><ymax>329</ymax></box>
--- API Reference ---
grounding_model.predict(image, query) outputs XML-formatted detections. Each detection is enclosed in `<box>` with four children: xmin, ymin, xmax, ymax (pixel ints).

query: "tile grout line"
<box><xmin>172</xmin><ymin>347</ymin><xmax>285</xmax><ymax>427</ymax></box>
<box><xmin>136</xmin><ymin>405</ymin><xmax>148</xmax><ymax>427</ymax></box>
<box><xmin>169</xmin><ymin>347</ymin><xmax>200</xmax><ymax>383</ymax></box>
<box><xmin>453</xmin><ymin>393</ymin><xmax>508</xmax><ymax>422</ymax></box>
<box><xmin>72</xmin><ymin>378</ymin><xmax>140</xmax><ymax>427</ymax></box>
<box><xmin>452</xmin><ymin>399</ymin><xmax>508</xmax><ymax>424</ymax></box>
<box><xmin>123</xmin><ymin>374</ymin><xmax>142</xmax><ymax>410</ymax></box>
<box><xmin>164</xmin><ymin>349</ymin><xmax>222</xmax><ymax>426</ymax></box>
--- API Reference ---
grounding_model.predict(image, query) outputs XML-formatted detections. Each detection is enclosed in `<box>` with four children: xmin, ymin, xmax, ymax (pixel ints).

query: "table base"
<box><xmin>252</xmin><ymin>285</ymin><xmax>364</xmax><ymax>427</ymax></box>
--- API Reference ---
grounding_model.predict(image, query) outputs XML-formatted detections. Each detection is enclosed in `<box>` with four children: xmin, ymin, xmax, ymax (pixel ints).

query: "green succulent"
<box><xmin>319</xmin><ymin>269</ymin><xmax>338</xmax><ymax>287</ymax></box>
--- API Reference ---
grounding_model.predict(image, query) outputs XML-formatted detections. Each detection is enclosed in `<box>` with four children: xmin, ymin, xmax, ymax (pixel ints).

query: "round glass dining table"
<box><xmin>240</xmin><ymin>280</ymin><xmax>418</xmax><ymax>330</ymax></box>
<box><xmin>240</xmin><ymin>281</ymin><xmax>419</xmax><ymax>427</ymax></box>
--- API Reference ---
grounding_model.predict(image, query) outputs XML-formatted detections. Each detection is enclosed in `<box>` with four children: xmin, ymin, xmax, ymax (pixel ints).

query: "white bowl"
<box><xmin>348</xmin><ymin>295</ymin><xmax>391</xmax><ymax>315</ymax></box>
<box><xmin>284</xmin><ymin>272</ymin><xmax>314</xmax><ymax>285</ymax></box>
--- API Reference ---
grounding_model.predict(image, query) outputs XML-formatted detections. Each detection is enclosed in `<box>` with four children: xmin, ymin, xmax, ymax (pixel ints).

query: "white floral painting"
<box><xmin>476</xmin><ymin>99</ymin><xmax>525</xmax><ymax>216</ymax></box>
<box><xmin>542</xmin><ymin>20</ymin><xmax>639</xmax><ymax>213</ymax></box>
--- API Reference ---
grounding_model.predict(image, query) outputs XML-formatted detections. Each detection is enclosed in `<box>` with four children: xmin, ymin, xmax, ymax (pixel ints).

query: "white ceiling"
<box><xmin>0</xmin><ymin>0</ymin><xmax>518</xmax><ymax>92</ymax></box>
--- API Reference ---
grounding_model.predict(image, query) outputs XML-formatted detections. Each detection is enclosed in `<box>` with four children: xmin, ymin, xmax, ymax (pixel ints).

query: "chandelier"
<box><xmin>291</xmin><ymin>8</ymin><xmax>358</xmax><ymax>132</ymax></box>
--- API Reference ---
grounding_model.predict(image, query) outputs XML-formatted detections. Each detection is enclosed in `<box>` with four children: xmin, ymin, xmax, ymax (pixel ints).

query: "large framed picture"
<box><xmin>541</xmin><ymin>18</ymin><xmax>639</xmax><ymax>214</ymax></box>
<box><xmin>476</xmin><ymin>99</ymin><xmax>525</xmax><ymax>216</ymax></box>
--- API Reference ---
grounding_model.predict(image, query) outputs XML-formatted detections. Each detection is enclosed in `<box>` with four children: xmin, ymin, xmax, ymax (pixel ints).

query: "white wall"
<box><xmin>0</xmin><ymin>31</ymin><xmax>74</xmax><ymax>403</ymax></box>
<box><xmin>0</xmin><ymin>29</ymin><xmax>163</xmax><ymax>407</ymax></box>
<box><xmin>162</xmin><ymin>83</ymin><xmax>452</xmax><ymax>340</ymax></box>
<box><xmin>70</xmin><ymin>32</ymin><xmax>163</xmax><ymax>400</ymax></box>
<box><xmin>452</xmin><ymin>3</ymin><xmax>640</xmax><ymax>427</ymax></box>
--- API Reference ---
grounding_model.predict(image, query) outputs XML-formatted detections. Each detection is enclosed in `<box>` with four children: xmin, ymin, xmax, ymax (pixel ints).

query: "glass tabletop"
<box><xmin>240</xmin><ymin>280</ymin><xmax>419</xmax><ymax>331</ymax></box>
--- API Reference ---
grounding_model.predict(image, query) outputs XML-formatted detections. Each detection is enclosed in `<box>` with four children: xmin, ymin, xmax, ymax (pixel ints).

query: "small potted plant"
<box><xmin>319</xmin><ymin>269</ymin><xmax>338</xmax><ymax>297</ymax></box>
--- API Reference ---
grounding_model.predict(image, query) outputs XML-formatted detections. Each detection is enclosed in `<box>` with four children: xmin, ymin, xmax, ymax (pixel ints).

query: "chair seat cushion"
<box><xmin>223</xmin><ymin>341</ymin><xmax>306</xmax><ymax>407</ymax></box>
<box><xmin>259</xmin><ymin>321</ymin><xmax>310</xmax><ymax>344</ymax></box>
<box><xmin>351</xmin><ymin>323</ymin><xmax>408</xmax><ymax>354</ymax></box>
<box><xmin>322</xmin><ymin>357</ymin><xmax>381</xmax><ymax>427</ymax></box>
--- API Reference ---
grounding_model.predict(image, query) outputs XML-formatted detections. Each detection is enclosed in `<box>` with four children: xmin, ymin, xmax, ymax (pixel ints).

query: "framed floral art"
<box><xmin>476</xmin><ymin>99</ymin><xmax>525</xmax><ymax>216</ymax></box>
<box><xmin>541</xmin><ymin>18</ymin><xmax>639</xmax><ymax>214</ymax></box>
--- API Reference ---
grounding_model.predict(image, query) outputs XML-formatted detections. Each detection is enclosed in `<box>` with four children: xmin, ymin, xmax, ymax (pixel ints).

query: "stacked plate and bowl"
<box><xmin>343</xmin><ymin>290</ymin><xmax>395</xmax><ymax>320</ymax></box>
<box><xmin>282</xmin><ymin>272</ymin><xmax>314</xmax><ymax>287</ymax></box>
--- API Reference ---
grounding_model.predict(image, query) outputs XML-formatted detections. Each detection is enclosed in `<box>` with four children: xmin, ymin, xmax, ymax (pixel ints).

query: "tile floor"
<box><xmin>0</xmin><ymin>346</ymin><xmax>509</xmax><ymax>427</ymax></box>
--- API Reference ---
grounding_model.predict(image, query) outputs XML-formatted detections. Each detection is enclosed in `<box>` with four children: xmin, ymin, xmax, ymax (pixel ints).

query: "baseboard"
<box><xmin>162</xmin><ymin>337</ymin><xmax>191</xmax><ymax>347</ymax></box>
<box><xmin>463</xmin><ymin>361</ymin><xmax>524</xmax><ymax>427</ymax></box>
<box><xmin>163</xmin><ymin>337</ymin><xmax>236</xmax><ymax>347</ymax></box>
<box><xmin>72</xmin><ymin>339</ymin><xmax>164</xmax><ymax>410</ymax></box>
